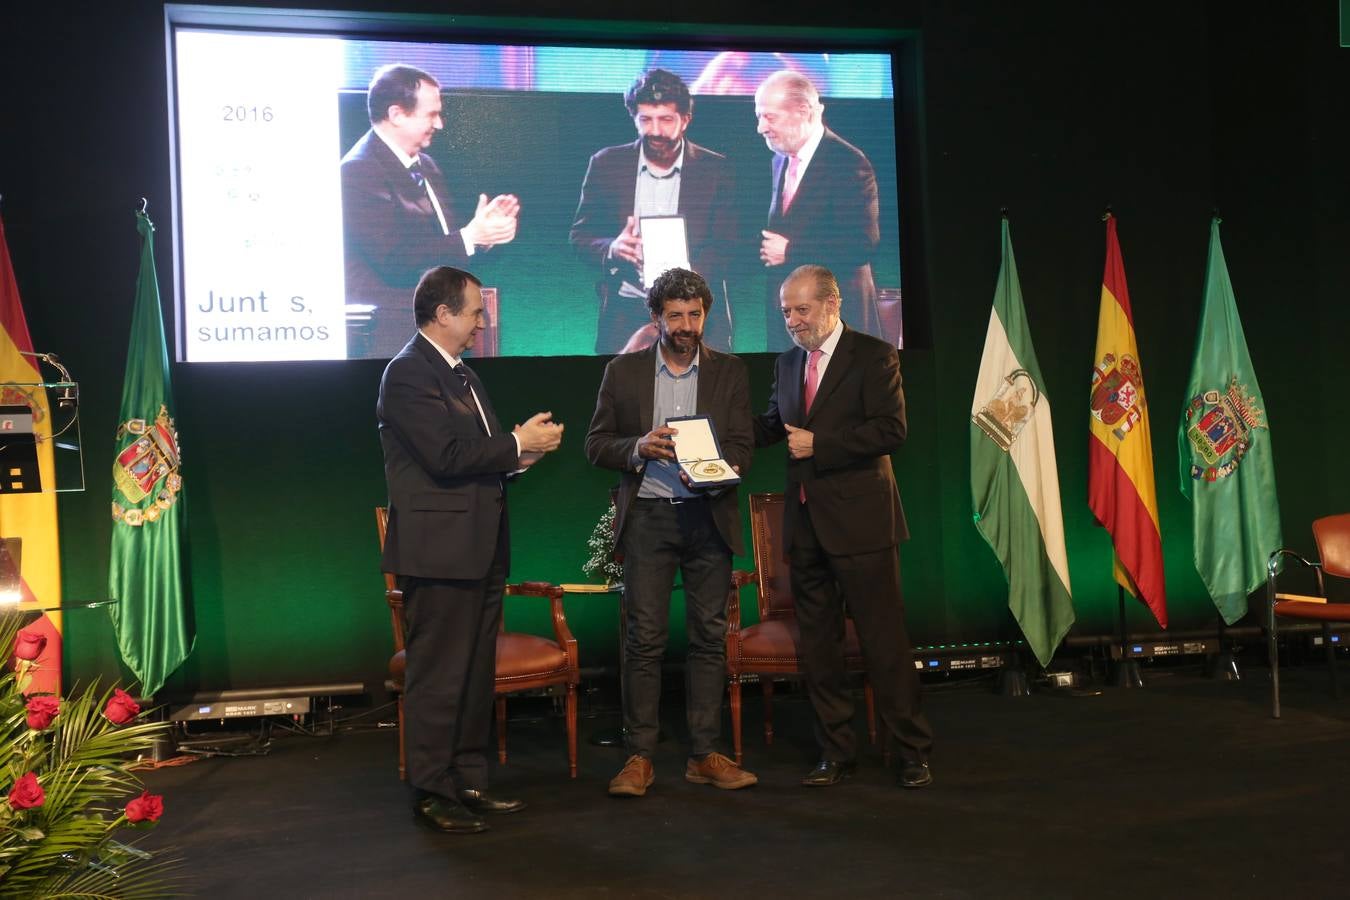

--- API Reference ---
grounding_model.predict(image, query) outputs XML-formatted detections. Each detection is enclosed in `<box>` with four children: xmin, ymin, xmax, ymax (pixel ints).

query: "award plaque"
<box><xmin>666</xmin><ymin>414</ymin><xmax>740</xmax><ymax>489</ymax></box>
<box><xmin>639</xmin><ymin>215</ymin><xmax>691</xmax><ymax>289</ymax></box>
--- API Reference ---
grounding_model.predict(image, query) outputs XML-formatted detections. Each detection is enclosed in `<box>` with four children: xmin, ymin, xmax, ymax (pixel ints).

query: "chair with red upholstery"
<box><xmin>375</xmin><ymin>508</ymin><xmax>580</xmax><ymax>778</ymax></box>
<box><xmin>724</xmin><ymin>493</ymin><xmax>876</xmax><ymax>765</ymax></box>
<box><xmin>1266</xmin><ymin>512</ymin><xmax>1350</xmax><ymax>718</ymax></box>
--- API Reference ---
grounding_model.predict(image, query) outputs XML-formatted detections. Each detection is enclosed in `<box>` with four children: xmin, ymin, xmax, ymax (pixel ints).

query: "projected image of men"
<box><xmin>755</xmin><ymin>71</ymin><xmax>880</xmax><ymax>352</ymax></box>
<box><xmin>341</xmin><ymin>64</ymin><xmax>520</xmax><ymax>358</ymax></box>
<box><xmin>570</xmin><ymin>68</ymin><xmax>738</xmax><ymax>354</ymax></box>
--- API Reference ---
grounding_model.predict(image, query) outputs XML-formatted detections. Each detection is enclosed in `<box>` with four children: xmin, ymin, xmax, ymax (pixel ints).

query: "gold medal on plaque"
<box><xmin>692</xmin><ymin>461</ymin><xmax>726</xmax><ymax>479</ymax></box>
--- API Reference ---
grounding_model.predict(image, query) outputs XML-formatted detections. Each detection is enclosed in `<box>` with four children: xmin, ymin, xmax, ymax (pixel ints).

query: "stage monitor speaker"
<box><xmin>1110</xmin><ymin>638</ymin><xmax>1219</xmax><ymax>659</ymax></box>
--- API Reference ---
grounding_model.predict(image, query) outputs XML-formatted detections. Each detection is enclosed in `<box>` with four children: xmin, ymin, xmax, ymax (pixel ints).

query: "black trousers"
<box><xmin>788</xmin><ymin>500</ymin><xmax>933</xmax><ymax>765</ymax></box>
<box><xmin>399</xmin><ymin>522</ymin><xmax>507</xmax><ymax>800</ymax></box>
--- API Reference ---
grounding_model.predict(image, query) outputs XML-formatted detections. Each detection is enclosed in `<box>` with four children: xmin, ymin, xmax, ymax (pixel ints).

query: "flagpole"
<box><xmin>998</xmin><ymin>644</ymin><xmax>1031</xmax><ymax>697</ymax></box>
<box><xmin>1196</xmin><ymin>216</ymin><xmax>1225</xmax><ymax>670</ymax></box>
<box><xmin>1113</xmin><ymin>586</ymin><xmax>1143</xmax><ymax>688</ymax></box>
<box><xmin>1209</xmin><ymin>618</ymin><xmax>1241</xmax><ymax>681</ymax></box>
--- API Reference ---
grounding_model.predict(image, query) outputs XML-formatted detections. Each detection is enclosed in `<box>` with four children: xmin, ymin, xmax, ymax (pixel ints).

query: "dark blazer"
<box><xmin>377</xmin><ymin>333</ymin><xmax>519</xmax><ymax>580</ymax></box>
<box><xmin>570</xmin><ymin>139</ymin><xmax>738</xmax><ymax>350</ymax></box>
<box><xmin>341</xmin><ymin>130</ymin><xmax>469</xmax><ymax>357</ymax></box>
<box><xmin>754</xmin><ymin>325</ymin><xmax>908</xmax><ymax>556</ymax></box>
<box><xmin>765</xmin><ymin>129</ymin><xmax>881</xmax><ymax>344</ymax></box>
<box><xmin>585</xmin><ymin>344</ymin><xmax>753</xmax><ymax>556</ymax></box>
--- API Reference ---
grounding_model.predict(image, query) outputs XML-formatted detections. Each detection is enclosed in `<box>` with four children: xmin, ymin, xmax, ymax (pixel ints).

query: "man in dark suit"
<box><xmin>754</xmin><ymin>70</ymin><xmax>881</xmax><ymax>352</ymax></box>
<box><xmin>585</xmin><ymin>268</ymin><xmax>757</xmax><ymax>797</ymax></box>
<box><xmin>570</xmin><ymin>69</ymin><xmax>739</xmax><ymax>353</ymax></box>
<box><xmin>342</xmin><ymin>64</ymin><xmax>520</xmax><ymax>358</ymax></box>
<box><xmin>378</xmin><ymin>266</ymin><xmax>563</xmax><ymax>832</ymax></box>
<box><xmin>753</xmin><ymin>264</ymin><xmax>933</xmax><ymax>789</ymax></box>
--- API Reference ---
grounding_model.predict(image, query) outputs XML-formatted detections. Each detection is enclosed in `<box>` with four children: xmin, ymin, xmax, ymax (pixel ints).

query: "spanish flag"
<box><xmin>0</xmin><ymin>212</ymin><xmax>62</xmax><ymax>693</ymax></box>
<box><xmin>1088</xmin><ymin>214</ymin><xmax>1167</xmax><ymax>628</ymax></box>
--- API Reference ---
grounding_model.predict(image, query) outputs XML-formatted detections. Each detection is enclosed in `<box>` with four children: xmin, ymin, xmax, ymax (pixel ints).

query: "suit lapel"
<box><xmin>416</xmin><ymin>336</ymin><xmax>484</xmax><ymax>430</ymax></box>
<box><xmin>780</xmin><ymin>347</ymin><xmax>805</xmax><ymax>425</ymax></box>
<box><xmin>805</xmin><ymin>326</ymin><xmax>853</xmax><ymax>426</ymax></box>
<box><xmin>637</xmin><ymin>347</ymin><xmax>658</xmax><ymax>430</ymax></box>
<box><xmin>619</xmin><ymin>140</ymin><xmax>641</xmax><ymax>219</ymax></box>
<box><xmin>695</xmin><ymin>345</ymin><xmax>718</xmax><ymax>414</ymax></box>
<box><xmin>677</xmin><ymin>143</ymin><xmax>710</xmax><ymax>233</ymax></box>
<box><xmin>370</xmin><ymin>133</ymin><xmax>437</xmax><ymax>225</ymax></box>
<box><xmin>768</xmin><ymin>153</ymin><xmax>787</xmax><ymax>222</ymax></box>
<box><xmin>407</xmin><ymin>153</ymin><xmax>437</xmax><ymax>223</ymax></box>
<box><xmin>460</xmin><ymin>363</ymin><xmax>498</xmax><ymax>435</ymax></box>
<box><xmin>787</xmin><ymin>129</ymin><xmax>833</xmax><ymax>220</ymax></box>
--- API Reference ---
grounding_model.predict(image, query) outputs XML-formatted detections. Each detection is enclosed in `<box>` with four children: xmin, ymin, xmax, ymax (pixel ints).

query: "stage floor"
<box><xmin>138</xmin><ymin>661</ymin><xmax>1350</xmax><ymax>898</ymax></box>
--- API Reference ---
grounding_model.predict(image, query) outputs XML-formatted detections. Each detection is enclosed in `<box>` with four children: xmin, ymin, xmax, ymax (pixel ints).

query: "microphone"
<box><xmin>17</xmin><ymin>351</ymin><xmax>78</xmax><ymax>409</ymax></box>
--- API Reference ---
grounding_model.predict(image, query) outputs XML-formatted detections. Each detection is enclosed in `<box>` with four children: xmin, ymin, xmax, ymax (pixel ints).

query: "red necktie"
<box><xmin>800</xmin><ymin>348</ymin><xmax>822</xmax><ymax>502</ymax></box>
<box><xmin>781</xmin><ymin>155</ymin><xmax>801</xmax><ymax>212</ymax></box>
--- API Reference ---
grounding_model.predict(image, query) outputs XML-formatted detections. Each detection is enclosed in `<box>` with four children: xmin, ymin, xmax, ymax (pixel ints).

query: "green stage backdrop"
<box><xmin>0</xmin><ymin>0</ymin><xmax>1343</xmax><ymax>695</ymax></box>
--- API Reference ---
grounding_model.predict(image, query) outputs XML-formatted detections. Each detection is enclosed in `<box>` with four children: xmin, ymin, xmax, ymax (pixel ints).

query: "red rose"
<box><xmin>8</xmin><ymin>772</ymin><xmax>44</xmax><ymax>810</ymax></box>
<box><xmin>25</xmin><ymin>695</ymin><xmax>59</xmax><ymax>730</ymax></box>
<box><xmin>125</xmin><ymin>790</ymin><xmax>164</xmax><ymax>823</ymax></box>
<box><xmin>13</xmin><ymin>629</ymin><xmax>46</xmax><ymax>661</ymax></box>
<box><xmin>103</xmin><ymin>688</ymin><xmax>141</xmax><ymax>725</ymax></box>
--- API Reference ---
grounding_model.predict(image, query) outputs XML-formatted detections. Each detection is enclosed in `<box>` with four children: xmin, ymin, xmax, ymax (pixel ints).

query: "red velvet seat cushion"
<box><xmin>1273</xmin><ymin>600</ymin><xmax>1350</xmax><ymax>622</ymax></box>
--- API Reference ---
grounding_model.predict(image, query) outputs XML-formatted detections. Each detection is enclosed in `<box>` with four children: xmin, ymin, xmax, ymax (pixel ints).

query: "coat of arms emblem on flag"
<box><xmin>1089</xmin><ymin>352</ymin><xmax>1142</xmax><ymax>439</ymax></box>
<box><xmin>111</xmin><ymin>404</ymin><xmax>182</xmax><ymax>525</ymax></box>
<box><xmin>973</xmin><ymin>368</ymin><xmax>1039</xmax><ymax>452</ymax></box>
<box><xmin>1182</xmin><ymin>376</ymin><xmax>1265</xmax><ymax>481</ymax></box>
<box><xmin>0</xmin><ymin>385</ymin><xmax>45</xmax><ymax>427</ymax></box>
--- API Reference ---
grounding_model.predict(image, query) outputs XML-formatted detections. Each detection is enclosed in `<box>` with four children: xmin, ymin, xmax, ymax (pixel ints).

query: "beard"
<box><xmin>662</xmin><ymin>329</ymin><xmax>700</xmax><ymax>354</ymax></box>
<box><xmin>642</xmin><ymin>135</ymin><xmax>681</xmax><ymax>166</ymax></box>
<box><xmin>789</xmin><ymin>322</ymin><xmax>827</xmax><ymax>351</ymax></box>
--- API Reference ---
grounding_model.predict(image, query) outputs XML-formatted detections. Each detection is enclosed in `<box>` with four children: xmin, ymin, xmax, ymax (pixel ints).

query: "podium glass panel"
<box><xmin>0</xmin><ymin>382</ymin><xmax>85</xmax><ymax>493</ymax></box>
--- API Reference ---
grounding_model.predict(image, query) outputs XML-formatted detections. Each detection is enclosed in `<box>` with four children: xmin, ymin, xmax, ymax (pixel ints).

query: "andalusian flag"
<box><xmin>1178</xmin><ymin>218</ymin><xmax>1281</xmax><ymax>625</ymax></box>
<box><xmin>0</xmin><ymin>212</ymin><xmax>62</xmax><ymax>695</ymax></box>
<box><xmin>1088</xmin><ymin>215</ymin><xmax>1168</xmax><ymax>628</ymax></box>
<box><xmin>109</xmin><ymin>210</ymin><xmax>193</xmax><ymax>697</ymax></box>
<box><xmin>971</xmin><ymin>218</ymin><xmax>1074</xmax><ymax>667</ymax></box>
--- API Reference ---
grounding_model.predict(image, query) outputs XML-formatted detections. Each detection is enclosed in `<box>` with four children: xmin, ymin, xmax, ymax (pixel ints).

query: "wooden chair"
<box><xmin>1266</xmin><ymin>512</ymin><xmax>1350</xmax><ymax>718</ymax></box>
<box><xmin>375</xmin><ymin>508</ymin><xmax>580</xmax><ymax>778</ymax></box>
<box><xmin>725</xmin><ymin>493</ymin><xmax>876</xmax><ymax>765</ymax></box>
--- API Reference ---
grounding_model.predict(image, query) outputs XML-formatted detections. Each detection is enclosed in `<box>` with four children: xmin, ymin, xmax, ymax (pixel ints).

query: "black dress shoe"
<box><xmin>801</xmin><ymin>759</ymin><xmax>856</xmax><ymax>787</ymax></box>
<box><xmin>414</xmin><ymin>796</ymin><xmax>489</xmax><ymax>833</ymax></box>
<box><xmin>898</xmin><ymin>761</ymin><xmax>933</xmax><ymax>789</ymax></box>
<box><xmin>458</xmin><ymin>789</ymin><xmax>527</xmax><ymax>815</ymax></box>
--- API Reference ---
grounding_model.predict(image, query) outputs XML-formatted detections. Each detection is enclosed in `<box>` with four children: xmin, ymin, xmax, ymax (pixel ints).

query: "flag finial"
<box><xmin>138</xmin><ymin>197</ymin><xmax>148</xmax><ymax>214</ymax></box>
<box><xmin>1101</xmin><ymin>204</ymin><xmax>1113</xmax><ymax>222</ymax></box>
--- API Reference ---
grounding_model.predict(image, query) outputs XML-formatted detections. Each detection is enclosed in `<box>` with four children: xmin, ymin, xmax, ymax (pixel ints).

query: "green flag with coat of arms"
<box><xmin>1178</xmin><ymin>218</ymin><xmax>1281</xmax><ymax>625</ymax></box>
<box><xmin>108</xmin><ymin>210</ymin><xmax>194</xmax><ymax>696</ymax></box>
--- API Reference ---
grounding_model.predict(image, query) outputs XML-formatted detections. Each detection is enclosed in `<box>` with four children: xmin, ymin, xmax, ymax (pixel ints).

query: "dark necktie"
<box><xmin>408</xmin><ymin>161</ymin><xmax>426</xmax><ymax>189</ymax></box>
<box><xmin>453</xmin><ymin>364</ymin><xmax>492</xmax><ymax>436</ymax></box>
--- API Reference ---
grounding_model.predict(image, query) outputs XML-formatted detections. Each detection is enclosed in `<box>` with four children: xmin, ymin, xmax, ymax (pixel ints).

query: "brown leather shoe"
<box><xmin>685</xmin><ymin>752</ymin><xmax>758</xmax><ymax>790</ymax></box>
<box><xmin>608</xmin><ymin>754</ymin><xmax>654</xmax><ymax>797</ymax></box>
